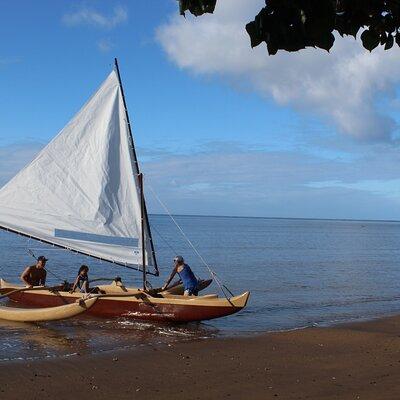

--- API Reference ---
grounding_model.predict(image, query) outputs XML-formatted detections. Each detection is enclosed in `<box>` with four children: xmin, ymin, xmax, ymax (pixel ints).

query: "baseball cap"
<box><xmin>173</xmin><ymin>255</ymin><xmax>184</xmax><ymax>264</ymax></box>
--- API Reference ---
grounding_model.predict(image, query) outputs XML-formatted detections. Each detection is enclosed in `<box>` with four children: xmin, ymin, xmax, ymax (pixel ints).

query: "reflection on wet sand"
<box><xmin>0</xmin><ymin>314</ymin><xmax>219</xmax><ymax>362</ymax></box>
<box><xmin>0</xmin><ymin>318</ymin><xmax>83</xmax><ymax>360</ymax></box>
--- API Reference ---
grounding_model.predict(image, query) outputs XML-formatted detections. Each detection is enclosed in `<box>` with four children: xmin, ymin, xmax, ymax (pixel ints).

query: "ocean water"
<box><xmin>1</xmin><ymin>215</ymin><xmax>400</xmax><ymax>361</ymax></box>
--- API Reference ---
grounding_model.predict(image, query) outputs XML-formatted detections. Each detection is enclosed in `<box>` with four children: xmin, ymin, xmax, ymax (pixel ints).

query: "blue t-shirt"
<box><xmin>177</xmin><ymin>264</ymin><xmax>198</xmax><ymax>291</ymax></box>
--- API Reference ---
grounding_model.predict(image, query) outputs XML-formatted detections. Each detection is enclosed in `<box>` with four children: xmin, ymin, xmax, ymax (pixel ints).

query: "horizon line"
<box><xmin>148</xmin><ymin>213</ymin><xmax>400</xmax><ymax>224</ymax></box>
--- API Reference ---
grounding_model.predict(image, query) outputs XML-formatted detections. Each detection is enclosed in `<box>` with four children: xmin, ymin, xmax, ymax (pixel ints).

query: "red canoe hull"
<box><xmin>6</xmin><ymin>291</ymin><xmax>248</xmax><ymax>323</ymax></box>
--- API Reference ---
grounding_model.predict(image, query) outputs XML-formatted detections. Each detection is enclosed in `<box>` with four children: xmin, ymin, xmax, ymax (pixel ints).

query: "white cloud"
<box><xmin>97</xmin><ymin>38</ymin><xmax>113</xmax><ymax>53</ymax></box>
<box><xmin>308</xmin><ymin>179</ymin><xmax>400</xmax><ymax>199</ymax></box>
<box><xmin>157</xmin><ymin>0</ymin><xmax>400</xmax><ymax>141</ymax></box>
<box><xmin>63</xmin><ymin>5</ymin><xmax>127</xmax><ymax>29</ymax></box>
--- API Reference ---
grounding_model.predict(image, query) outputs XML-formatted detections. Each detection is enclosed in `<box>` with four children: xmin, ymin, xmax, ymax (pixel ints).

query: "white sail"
<box><xmin>0</xmin><ymin>70</ymin><xmax>156</xmax><ymax>270</ymax></box>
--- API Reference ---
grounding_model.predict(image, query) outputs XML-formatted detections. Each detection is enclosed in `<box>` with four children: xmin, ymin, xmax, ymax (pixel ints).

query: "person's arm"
<box><xmin>162</xmin><ymin>266</ymin><xmax>178</xmax><ymax>290</ymax></box>
<box><xmin>20</xmin><ymin>266</ymin><xmax>32</xmax><ymax>287</ymax></box>
<box><xmin>70</xmin><ymin>276</ymin><xmax>80</xmax><ymax>293</ymax></box>
<box><xmin>40</xmin><ymin>270</ymin><xmax>47</xmax><ymax>286</ymax></box>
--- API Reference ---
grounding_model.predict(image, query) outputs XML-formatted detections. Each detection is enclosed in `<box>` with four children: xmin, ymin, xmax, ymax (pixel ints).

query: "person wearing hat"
<box><xmin>162</xmin><ymin>256</ymin><xmax>198</xmax><ymax>296</ymax></box>
<box><xmin>20</xmin><ymin>255</ymin><xmax>48</xmax><ymax>287</ymax></box>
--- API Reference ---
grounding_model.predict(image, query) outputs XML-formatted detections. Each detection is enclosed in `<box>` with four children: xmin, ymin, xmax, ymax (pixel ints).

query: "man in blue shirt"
<box><xmin>162</xmin><ymin>256</ymin><xmax>199</xmax><ymax>296</ymax></box>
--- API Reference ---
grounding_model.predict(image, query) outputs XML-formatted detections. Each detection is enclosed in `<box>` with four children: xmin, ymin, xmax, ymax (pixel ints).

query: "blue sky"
<box><xmin>1</xmin><ymin>0</ymin><xmax>400</xmax><ymax>220</ymax></box>
<box><xmin>0</xmin><ymin>1</ymin><xmax>298</xmax><ymax>151</ymax></box>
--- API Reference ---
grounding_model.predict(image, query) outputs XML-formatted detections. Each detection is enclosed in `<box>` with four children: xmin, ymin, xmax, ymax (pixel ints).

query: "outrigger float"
<box><xmin>0</xmin><ymin>295</ymin><xmax>97</xmax><ymax>322</ymax></box>
<box><xmin>0</xmin><ymin>59</ymin><xmax>250</xmax><ymax>323</ymax></box>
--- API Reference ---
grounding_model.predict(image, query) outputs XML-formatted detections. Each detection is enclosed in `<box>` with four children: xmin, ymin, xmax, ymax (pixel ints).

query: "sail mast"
<box><xmin>113</xmin><ymin>58</ymin><xmax>159</xmax><ymax>277</ymax></box>
<box><xmin>138</xmin><ymin>173</ymin><xmax>147</xmax><ymax>289</ymax></box>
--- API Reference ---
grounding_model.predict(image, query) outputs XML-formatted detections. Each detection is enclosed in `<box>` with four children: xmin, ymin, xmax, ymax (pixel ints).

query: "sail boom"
<box><xmin>0</xmin><ymin>224</ymin><xmax>158</xmax><ymax>275</ymax></box>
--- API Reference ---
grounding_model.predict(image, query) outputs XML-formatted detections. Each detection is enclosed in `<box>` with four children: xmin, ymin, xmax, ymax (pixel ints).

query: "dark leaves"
<box><xmin>245</xmin><ymin>0</ymin><xmax>400</xmax><ymax>55</ymax></box>
<box><xmin>179</xmin><ymin>0</ymin><xmax>400</xmax><ymax>55</ymax></box>
<box><xmin>315</xmin><ymin>32</ymin><xmax>335</xmax><ymax>52</ymax></box>
<box><xmin>245</xmin><ymin>21</ymin><xmax>263</xmax><ymax>48</ymax></box>
<box><xmin>384</xmin><ymin>33</ymin><xmax>394</xmax><ymax>50</ymax></box>
<box><xmin>244</xmin><ymin>0</ymin><xmax>337</xmax><ymax>55</ymax></box>
<box><xmin>361</xmin><ymin>29</ymin><xmax>380</xmax><ymax>51</ymax></box>
<box><xmin>179</xmin><ymin>0</ymin><xmax>216</xmax><ymax>17</ymax></box>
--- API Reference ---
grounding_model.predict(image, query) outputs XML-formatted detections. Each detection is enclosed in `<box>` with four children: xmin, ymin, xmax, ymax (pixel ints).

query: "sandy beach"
<box><xmin>1</xmin><ymin>314</ymin><xmax>400</xmax><ymax>400</ymax></box>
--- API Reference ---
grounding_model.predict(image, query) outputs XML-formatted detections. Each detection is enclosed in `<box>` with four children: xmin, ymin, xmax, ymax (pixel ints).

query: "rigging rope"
<box><xmin>151</xmin><ymin>223</ymin><xmax>179</xmax><ymax>255</ymax></box>
<box><xmin>27</xmin><ymin>248</ymin><xmax>65</xmax><ymax>282</ymax></box>
<box><xmin>147</xmin><ymin>184</ymin><xmax>235</xmax><ymax>299</ymax></box>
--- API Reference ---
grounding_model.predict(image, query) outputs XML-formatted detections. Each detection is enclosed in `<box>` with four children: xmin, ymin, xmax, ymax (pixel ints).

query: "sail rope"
<box><xmin>150</xmin><ymin>224</ymin><xmax>179</xmax><ymax>255</ymax></box>
<box><xmin>27</xmin><ymin>249</ymin><xmax>66</xmax><ymax>282</ymax></box>
<box><xmin>26</xmin><ymin>240</ymin><xmax>68</xmax><ymax>281</ymax></box>
<box><xmin>147</xmin><ymin>184</ymin><xmax>235</xmax><ymax>299</ymax></box>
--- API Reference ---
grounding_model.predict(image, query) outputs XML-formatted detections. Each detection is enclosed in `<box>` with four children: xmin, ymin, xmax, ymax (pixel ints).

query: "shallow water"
<box><xmin>2</xmin><ymin>215</ymin><xmax>400</xmax><ymax>361</ymax></box>
<box><xmin>0</xmin><ymin>317</ymin><xmax>217</xmax><ymax>362</ymax></box>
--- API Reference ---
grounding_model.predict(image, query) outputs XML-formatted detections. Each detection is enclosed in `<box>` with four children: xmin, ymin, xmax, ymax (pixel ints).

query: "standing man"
<box><xmin>20</xmin><ymin>255</ymin><xmax>47</xmax><ymax>287</ymax></box>
<box><xmin>162</xmin><ymin>256</ymin><xmax>198</xmax><ymax>296</ymax></box>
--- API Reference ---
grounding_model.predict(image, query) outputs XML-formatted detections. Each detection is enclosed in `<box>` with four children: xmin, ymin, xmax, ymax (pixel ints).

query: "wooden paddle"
<box><xmin>88</xmin><ymin>277</ymin><xmax>122</xmax><ymax>284</ymax></box>
<box><xmin>145</xmin><ymin>279</ymin><xmax>183</xmax><ymax>296</ymax></box>
<box><xmin>0</xmin><ymin>285</ymin><xmax>62</xmax><ymax>300</ymax></box>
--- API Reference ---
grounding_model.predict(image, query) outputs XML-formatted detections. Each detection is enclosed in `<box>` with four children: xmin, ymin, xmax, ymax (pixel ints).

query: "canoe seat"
<box><xmin>161</xmin><ymin>293</ymin><xmax>218</xmax><ymax>300</ymax></box>
<box><xmin>198</xmin><ymin>294</ymin><xmax>218</xmax><ymax>300</ymax></box>
<box><xmin>97</xmin><ymin>283</ymin><xmax>130</xmax><ymax>293</ymax></box>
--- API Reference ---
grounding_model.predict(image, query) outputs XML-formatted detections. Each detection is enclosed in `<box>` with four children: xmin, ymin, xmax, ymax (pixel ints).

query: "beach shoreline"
<box><xmin>1</xmin><ymin>314</ymin><xmax>400</xmax><ymax>399</ymax></box>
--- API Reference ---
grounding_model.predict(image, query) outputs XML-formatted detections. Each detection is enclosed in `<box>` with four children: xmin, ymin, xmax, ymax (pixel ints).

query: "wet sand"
<box><xmin>1</xmin><ymin>315</ymin><xmax>400</xmax><ymax>399</ymax></box>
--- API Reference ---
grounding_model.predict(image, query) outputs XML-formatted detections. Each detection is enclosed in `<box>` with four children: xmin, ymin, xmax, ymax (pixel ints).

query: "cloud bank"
<box><xmin>2</xmin><ymin>141</ymin><xmax>399</xmax><ymax>220</ymax></box>
<box><xmin>141</xmin><ymin>141</ymin><xmax>400</xmax><ymax>220</ymax></box>
<box><xmin>157</xmin><ymin>0</ymin><xmax>400</xmax><ymax>141</ymax></box>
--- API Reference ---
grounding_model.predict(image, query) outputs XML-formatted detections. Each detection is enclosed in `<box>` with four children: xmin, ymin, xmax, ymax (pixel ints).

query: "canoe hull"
<box><xmin>0</xmin><ymin>280</ymin><xmax>249</xmax><ymax>323</ymax></box>
<box><xmin>6</xmin><ymin>292</ymin><xmax>247</xmax><ymax>322</ymax></box>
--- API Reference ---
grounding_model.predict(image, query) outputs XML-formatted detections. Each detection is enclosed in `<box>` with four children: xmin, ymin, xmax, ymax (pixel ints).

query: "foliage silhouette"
<box><xmin>179</xmin><ymin>0</ymin><xmax>400</xmax><ymax>55</ymax></box>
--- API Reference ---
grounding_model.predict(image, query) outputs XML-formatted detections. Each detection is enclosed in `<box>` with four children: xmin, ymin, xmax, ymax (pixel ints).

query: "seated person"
<box><xmin>162</xmin><ymin>256</ymin><xmax>198</xmax><ymax>296</ymax></box>
<box><xmin>70</xmin><ymin>265</ymin><xmax>90</xmax><ymax>293</ymax></box>
<box><xmin>70</xmin><ymin>265</ymin><xmax>102</xmax><ymax>294</ymax></box>
<box><xmin>20</xmin><ymin>255</ymin><xmax>47</xmax><ymax>287</ymax></box>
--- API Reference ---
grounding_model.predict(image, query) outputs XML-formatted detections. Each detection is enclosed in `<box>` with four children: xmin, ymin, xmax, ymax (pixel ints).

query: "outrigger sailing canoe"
<box><xmin>0</xmin><ymin>279</ymin><xmax>249</xmax><ymax>322</ymax></box>
<box><xmin>0</xmin><ymin>59</ymin><xmax>249</xmax><ymax>323</ymax></box>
